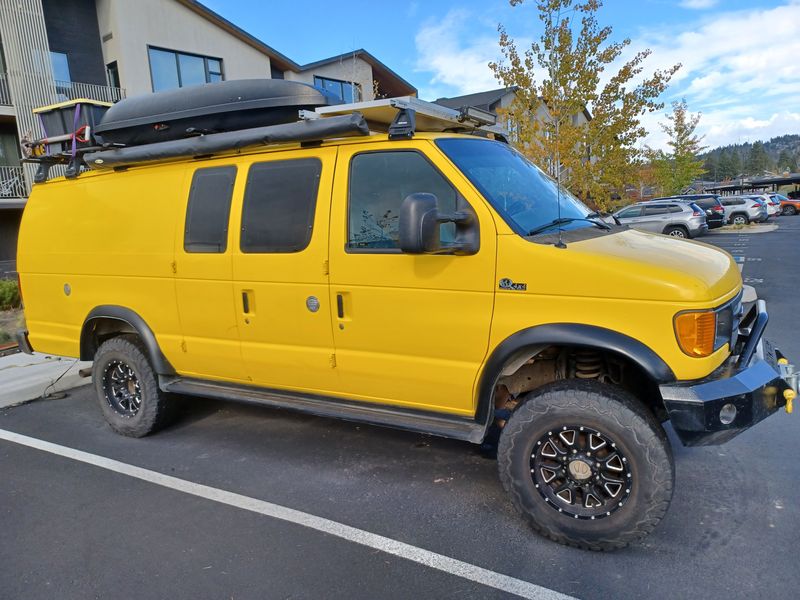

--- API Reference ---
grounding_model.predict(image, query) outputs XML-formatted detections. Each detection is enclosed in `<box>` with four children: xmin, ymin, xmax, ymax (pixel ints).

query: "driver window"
<box><xmin>348</xmin><ymin>151</ymin><xmax>458</xmax><ymax>250</ymax></box>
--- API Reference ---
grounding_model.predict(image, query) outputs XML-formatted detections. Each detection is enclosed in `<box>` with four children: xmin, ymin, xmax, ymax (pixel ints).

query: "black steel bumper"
<box><xmin>659</xmin><ymin>300</ymin><xmax>797</xmax><ymax>446</ymax></box>
<box><xmin>15</xmin><ymin>330</ymin><xmax>33</xmax><ymax>355</ymax></box>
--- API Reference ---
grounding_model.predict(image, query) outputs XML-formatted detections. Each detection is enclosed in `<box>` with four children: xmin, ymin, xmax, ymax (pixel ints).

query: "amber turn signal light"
<box><xmin>674</xmin><ymin>311</ymin><xmax>716</xmax><ymax>357</ymax></box>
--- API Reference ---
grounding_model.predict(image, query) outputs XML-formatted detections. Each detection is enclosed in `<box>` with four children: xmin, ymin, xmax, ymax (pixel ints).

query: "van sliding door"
<box><xmin>232</xmin><ymin>148</ymin><xmax>338</xmax><ymax>393</ymax></box>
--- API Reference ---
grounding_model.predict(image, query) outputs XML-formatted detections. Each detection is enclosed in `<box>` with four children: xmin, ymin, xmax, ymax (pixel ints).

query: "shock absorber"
<box><xmin>573</xmin><ymin>350</ymin><xmax>605</xmax><ymax>379</ymax></box>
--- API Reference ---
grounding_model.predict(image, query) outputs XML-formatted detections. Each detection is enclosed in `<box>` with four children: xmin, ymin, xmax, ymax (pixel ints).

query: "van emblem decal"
<box><xmin>499</xmin><ymin>278</ymin><xmax>527</xmax><ymax>291</ymax></box>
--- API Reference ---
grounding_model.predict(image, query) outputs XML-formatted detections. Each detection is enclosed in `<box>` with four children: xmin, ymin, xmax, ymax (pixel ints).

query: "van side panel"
<box><xmin>17</xmin><ymin>168</ymin><xmax>183</xmax><ymax>361</ymax></box>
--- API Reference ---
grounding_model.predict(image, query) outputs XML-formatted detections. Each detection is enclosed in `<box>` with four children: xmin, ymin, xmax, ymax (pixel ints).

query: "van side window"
<box><xmin>184</xmin><ymin>166</ymin><xmax>236</xmax><ymax>253</ymax></box>
<box><xmin>348</xmin><ymin>151</ymin><xmax>458</xmax><ymax>250</ymax></box>
<box><xmin>241</xmin><ymin>158</ymin><xmax>322</xmax><ymax>253</ymax></box>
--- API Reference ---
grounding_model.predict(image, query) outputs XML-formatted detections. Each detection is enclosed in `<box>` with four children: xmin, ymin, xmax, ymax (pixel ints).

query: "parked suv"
<box><xmin>650</xmin><ymin>194</ymin><xmax>725</xmax><ymax>229</ymax></box>
<box><xmin>612</xmin><ymin>201</ymin><xmax>708</xmax><ymax>238</ymax></box>
<box><xmin>720</xmin><ymin>195</ymin><xmax>768</xmax><ymax>225</ymax></box>
<box><xmin>750</xmin><ymin>194</ymin><xmax>781</xmax><ymax>218</ymax></box>
<box><xmin>15</xmin><ymin>84</ymin><xmax>797</xmax><ymax>551</ymax></box>
<box><xmin>769</xmin><ymin>192</ymin><xmax>800</xmax><ymax>216</ymax></box>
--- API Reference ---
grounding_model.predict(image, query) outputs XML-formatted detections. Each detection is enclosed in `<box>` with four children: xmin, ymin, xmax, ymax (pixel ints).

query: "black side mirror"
<box><xmin>398</xmin><ymin>193</ymin><xmax>478</xmax><ymax>255</ymax></box>
<box><xmin>399</xmin><ymin>193</ymin><xmax>441</xmax><ymax>253</ymax></box>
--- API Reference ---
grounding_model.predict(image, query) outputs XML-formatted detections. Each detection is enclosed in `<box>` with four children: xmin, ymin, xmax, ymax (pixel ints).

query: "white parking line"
<box><xmin>0</xmin><ymin>428</ymin><xmax>576</xmax><ymax>600</ymax></box>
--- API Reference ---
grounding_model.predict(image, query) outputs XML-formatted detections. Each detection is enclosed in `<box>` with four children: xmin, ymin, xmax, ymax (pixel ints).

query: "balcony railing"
<box><xmin>0</xmin><ymin>73</ymin><xmax>11</xmax><ymax>106</ymax></box>
<box><xmin>54</xmin><ymin>80</ymin><xmax>126</xmax><ymax>104</ymax></box>
<box><xmin>0</xmin><ymin>166</ymin><xmax>27</xmax><ymax>199</ymax></box>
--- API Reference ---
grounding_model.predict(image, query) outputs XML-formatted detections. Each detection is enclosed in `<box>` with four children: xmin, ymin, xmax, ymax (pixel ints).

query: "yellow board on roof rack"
<box><xmin>32</xmin><ymin>98</ymin><xmax>113</xmax><ymax>113</ymax></box>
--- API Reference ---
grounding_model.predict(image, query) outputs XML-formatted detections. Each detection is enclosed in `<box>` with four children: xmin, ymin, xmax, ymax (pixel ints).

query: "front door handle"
<box><xmin>336</xmin><ymin>293</ymin><xmax>344</xmax><ymax>319</ymax></box>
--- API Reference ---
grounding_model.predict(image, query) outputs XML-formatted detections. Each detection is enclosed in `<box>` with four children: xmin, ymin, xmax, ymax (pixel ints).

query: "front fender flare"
<box><xmin>475</xmin><ymin>323</ymin><xmax>675</xmax><ymax>430</ymax></box>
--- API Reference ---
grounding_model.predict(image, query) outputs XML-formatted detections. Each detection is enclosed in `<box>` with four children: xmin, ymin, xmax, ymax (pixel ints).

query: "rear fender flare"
<box><xmin>80</xmin><ymin>305</ymin><xmax>175</xmax><ymax>376</ymax></box>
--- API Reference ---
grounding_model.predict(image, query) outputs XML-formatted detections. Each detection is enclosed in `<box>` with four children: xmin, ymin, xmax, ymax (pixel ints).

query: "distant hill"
<box><xmin>701</xmin><ymin>134</ymin><xmax>800</xmax><ymax>180</ymax></box>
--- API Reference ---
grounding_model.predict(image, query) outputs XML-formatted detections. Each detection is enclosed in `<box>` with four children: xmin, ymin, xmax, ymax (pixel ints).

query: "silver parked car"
<box><xmin>719</xmin><ymin>196</ymin><xmax>768</xmax><ymax>225</ymax></box>
<box><xmin>613</xmin><ymin>201</ymin><xmax>708</xmax><ymax>238</ymax></box>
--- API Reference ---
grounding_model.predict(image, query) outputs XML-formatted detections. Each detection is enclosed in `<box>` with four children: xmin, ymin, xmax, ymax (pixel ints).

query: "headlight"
<box><xmin>674</xmin><ymin>291</ymin><xmax>743</xmax><ymax>358</ymax></box>
<box><xmin>674</xmin><ymin>311</ymin><xmax>716</xmax><ymax>357</ymax></box>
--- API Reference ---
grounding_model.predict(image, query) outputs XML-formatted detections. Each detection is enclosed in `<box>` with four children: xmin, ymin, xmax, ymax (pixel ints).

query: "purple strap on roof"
<box><xmin>70</xmin><ymin>102</ymin><xmax>82</xmax><ymax>158</ymax></box>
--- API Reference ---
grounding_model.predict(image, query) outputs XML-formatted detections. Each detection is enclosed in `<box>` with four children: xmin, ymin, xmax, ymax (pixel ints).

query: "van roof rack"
<box><xmin>311</xmin><ymin>96</ymin><xmax>507</xmax><ymax>141</ymax></box>
<box><xmin>25</xmin><ymin>92</ymin><xmax>508</xmax><ymax>178</ymax></box>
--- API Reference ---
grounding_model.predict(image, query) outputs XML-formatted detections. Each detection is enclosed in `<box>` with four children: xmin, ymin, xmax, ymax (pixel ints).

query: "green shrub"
<box><xmin>0</xmin><ymin>279</ymin><xmax>20</xmax><ymax>310</ymax></box>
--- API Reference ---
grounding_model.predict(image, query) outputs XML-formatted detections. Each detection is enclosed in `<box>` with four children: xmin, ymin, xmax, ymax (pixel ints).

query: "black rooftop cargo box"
<box><xmin>94</xmin><ymin>79</ymin><xmax>338</xmax><ymax>147</ymax></box>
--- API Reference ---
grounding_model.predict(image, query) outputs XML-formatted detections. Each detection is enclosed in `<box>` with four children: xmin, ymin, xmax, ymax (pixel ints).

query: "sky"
<box><xmin>202</xmin><ymin>0</ymin><xmax>800</xmax><ymax>151</ymax></box>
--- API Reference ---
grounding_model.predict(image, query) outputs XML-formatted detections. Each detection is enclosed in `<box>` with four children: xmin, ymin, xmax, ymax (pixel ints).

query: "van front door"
<box><xmin>232</xmin><ymin>148</ymin><xmax>338</xmax><ymax>393</ymax></box>
<box><xmin>327</xmin><ymin>142</ymin><xmax>496</xmax><ymax>416</ymax></box>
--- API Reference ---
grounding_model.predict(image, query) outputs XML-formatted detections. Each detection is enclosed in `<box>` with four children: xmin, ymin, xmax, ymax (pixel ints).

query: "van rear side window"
<box><xmin>184</xmin><ymin>166</ymin><xmax>236</xmax><ymax>253</ymax></box>
<box><xmin>240</xmin><ymin>158</ymin><xmax>322</xmax><ymax>253</ymax></box>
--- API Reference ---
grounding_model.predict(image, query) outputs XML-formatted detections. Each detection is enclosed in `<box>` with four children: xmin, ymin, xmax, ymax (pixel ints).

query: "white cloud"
<box><xmin>414</xmin><ymin>10</ymin><xmax>506</xmax><ymax>100</ymax></box>
<box><xmin>633</xmin><ymin>2</ymin><xmax>800</xmax><ymax>149</ymax></box>
<box><xmin>679</xmin><ymin>0</ymin><xmax>719</xmax><ymax>9</ymax></box>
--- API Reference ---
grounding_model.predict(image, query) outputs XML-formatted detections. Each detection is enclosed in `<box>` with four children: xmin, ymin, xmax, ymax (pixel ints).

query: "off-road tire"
<box><xmin>782</xmin><ymin>205</ymin><xmax>796</xmax><ymax>216</ymax></box>
<box><xmin>497</xmin><ymin>379</ymin><xmax>674</xmax><ymax>551</ymax></box>
<box><xmin>663</xmin><ymin>225</ymin><xmax>688</xmax><ymax>238</ymax></box>
<box><xmin>730</xmin><ymin>213</ymin><xmax>749</xmax><ymax>225</ymax></box>
<box><xmin>93</xmin><ymin>335</ymin><xmax>171</xmax><ymax>437</ymax></box>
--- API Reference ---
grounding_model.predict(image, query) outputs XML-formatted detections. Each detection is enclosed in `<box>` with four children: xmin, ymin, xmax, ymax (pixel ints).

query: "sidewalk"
<box><xmin>0</xmin><ymin>352</ymin><xmax>92</xmax><ymax>409</ymax></box>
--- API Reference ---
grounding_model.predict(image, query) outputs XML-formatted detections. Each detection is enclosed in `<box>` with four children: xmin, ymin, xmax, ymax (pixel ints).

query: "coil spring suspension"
<box><xmin>573</xmin><ymin>350</ymin><xmax>605</xmax><ymax>379</ymax></box>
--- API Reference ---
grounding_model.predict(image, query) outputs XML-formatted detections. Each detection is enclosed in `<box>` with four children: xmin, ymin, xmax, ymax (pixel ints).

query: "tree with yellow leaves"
<box><xmin>490</xmin><ymin>0</ymin><xmax>680</xmax><ymax>209</ymax></box>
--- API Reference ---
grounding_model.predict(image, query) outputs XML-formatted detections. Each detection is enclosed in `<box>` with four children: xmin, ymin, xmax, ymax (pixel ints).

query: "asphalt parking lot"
<box><xmin>2</xmin><ymin>219</ymin><xmax>799</xmax><ymax>600</ymax></box>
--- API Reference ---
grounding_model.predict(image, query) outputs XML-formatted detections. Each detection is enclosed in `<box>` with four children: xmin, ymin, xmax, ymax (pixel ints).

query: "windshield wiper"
<box><xmin>527</xmin><ymin>217</ymin><xmax>611</xmax><ymax>237</ymax></box>
<box><xmin>587</xmin><ymin>210</ymin><xmax>620</xmax><ymax>226</ymax></box>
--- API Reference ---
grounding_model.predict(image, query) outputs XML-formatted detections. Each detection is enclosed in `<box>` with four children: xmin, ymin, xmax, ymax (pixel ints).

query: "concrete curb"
<box><xmin>707</xmin><ymin>223</ymin><xmax>779</xmax><ymax>235</ymax></box>
<box><xmin>0</xmin><ymin>353</ymin><xmax>92</xmax><ymax>409</ymax></box>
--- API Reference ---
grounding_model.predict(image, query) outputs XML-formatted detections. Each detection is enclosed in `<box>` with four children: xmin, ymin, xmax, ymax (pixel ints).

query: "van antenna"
<box><xmin>553</xmin><ymin>7</ymin><xmax>566</xmax><ymax>250</ymax></box>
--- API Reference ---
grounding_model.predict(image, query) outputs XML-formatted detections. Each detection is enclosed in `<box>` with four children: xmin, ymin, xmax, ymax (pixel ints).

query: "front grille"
<box><xmin>715</xmin><ymin>291</ymin><xmax>743</xmax><ymax>352</ymax></box>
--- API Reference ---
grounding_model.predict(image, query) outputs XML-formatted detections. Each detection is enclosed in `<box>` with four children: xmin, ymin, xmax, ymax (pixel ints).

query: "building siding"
<box><xmin>95</xmin><ymin>0</ymin><xmax>273</xmax><ymax>96</ymax></box>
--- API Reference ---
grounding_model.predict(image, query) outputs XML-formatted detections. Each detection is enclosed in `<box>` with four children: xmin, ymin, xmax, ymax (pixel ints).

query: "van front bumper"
<box><xmin>659</xmin><ymin>300</ymin><xmax>796</xmax><ymax>446</ymax></box>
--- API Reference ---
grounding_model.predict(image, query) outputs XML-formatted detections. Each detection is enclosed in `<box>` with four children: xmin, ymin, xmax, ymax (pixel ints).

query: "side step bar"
<box><xmin>162</xmin><ymin>377</ymin><xmax>485</xmax><ymax>444</ymax></box>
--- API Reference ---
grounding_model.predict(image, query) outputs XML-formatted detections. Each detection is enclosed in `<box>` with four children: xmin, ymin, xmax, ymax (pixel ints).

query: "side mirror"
<box><xmin>399</xmin><ymin>193</ymin><xmax>442</xmax><ymax>253</ymax></box>
<box><xmin>398</xmin><ymin>193</ymin><xmax>478</xmax><ymax>255</ymax></box>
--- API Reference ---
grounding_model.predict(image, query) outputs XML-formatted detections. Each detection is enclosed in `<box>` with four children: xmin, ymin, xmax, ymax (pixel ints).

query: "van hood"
<box><xmin>503</xmin><ymin>228</ymin><xmax>741</xmax><ymax>305</ymax></box>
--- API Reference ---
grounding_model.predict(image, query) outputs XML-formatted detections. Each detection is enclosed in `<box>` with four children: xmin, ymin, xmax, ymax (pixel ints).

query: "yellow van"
<box><xmin>15</xmin><ymin>86</ymin><xmax>797</xmax><ymax>550</ymax></box>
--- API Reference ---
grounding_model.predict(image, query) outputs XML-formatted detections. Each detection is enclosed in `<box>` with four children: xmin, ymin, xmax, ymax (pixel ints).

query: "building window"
<box><xmin>313</xmin><ymin>76</ymin><xmax>361</xmax><ymax>104</ymax></box>
<box><xmin>148</xmin><ymin>47</ymin><xmax>224</xmax><ymax>92</ymax></box>
<box><xmin>106</xmin><ymin>61</ymin><xmax>120</xmax><ymax>89</ymax></box>
<box><xmin>50</xmin><ymin>51</ymin><xmax>71</xmax><ymax>82</ymax></box>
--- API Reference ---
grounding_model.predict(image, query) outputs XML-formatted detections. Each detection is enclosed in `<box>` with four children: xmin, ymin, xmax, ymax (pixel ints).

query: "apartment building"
<box><xmin>0</xmin><ymin>0</ymin><xmax>416</xmax><ymax>274</ymax></box>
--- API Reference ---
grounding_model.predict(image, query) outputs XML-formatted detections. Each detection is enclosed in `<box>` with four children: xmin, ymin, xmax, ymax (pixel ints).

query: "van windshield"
<box><xmin>436</xmin><ymin>137</ymin><xmax>591</xmax><ymax>236</ymax></box>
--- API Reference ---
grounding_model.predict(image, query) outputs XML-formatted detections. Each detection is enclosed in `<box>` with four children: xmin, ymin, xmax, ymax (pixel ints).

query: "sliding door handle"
<box><xmin>336</xmin><ymin>293</ymin><xmax>344</xmax><ymax>319</ymax></box>
<box><xmin>242</xmin><ymin>291</ymin><xmax>251</xmax><ymax>314</ymax></box>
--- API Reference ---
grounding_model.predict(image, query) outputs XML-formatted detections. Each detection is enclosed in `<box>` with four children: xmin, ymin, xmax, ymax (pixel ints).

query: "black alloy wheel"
<box><xmin>102</xmin><ymin>359</ymin><xmax>142</xmax><ymax>417</ymax></box>
<box><xmin>531</xmin><ymin>426</ymin><xmax>632</xmax><ymax>520</ymax></box>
